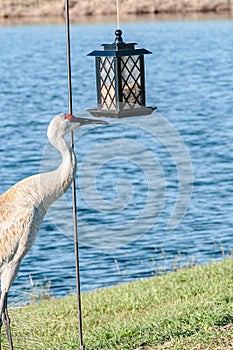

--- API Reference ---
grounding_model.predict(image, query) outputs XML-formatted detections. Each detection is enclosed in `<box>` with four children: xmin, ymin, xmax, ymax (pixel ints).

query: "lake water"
<box><xmin>0</xmin><ymin>16</ymin><xmax>232</xmax><ymax>305</ymax></box>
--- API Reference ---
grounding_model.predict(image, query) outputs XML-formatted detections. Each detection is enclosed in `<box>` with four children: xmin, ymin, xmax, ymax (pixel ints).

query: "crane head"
<box><xmin>47</xmin><ymin>113</ymin><xmax>108</xmax><ymax>139</ymax></box>
<box><xmin>65</xmin><ymin>113</ymin><xmax>108</xmax><ymax>128</ymax></box>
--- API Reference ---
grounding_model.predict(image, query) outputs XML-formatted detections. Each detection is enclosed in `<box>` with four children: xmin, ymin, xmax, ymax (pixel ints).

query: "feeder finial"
<box><xmin>114</xmin><ymin>29</ymin><xmax>124</xmax><ymax>44</ymax></box>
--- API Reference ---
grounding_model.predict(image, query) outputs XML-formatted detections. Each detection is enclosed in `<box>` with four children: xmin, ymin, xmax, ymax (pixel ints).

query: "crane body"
<box><xmin>0</xmin><ymin>113</ymin><xmax>108</xmax><ymax>349</ymax></box>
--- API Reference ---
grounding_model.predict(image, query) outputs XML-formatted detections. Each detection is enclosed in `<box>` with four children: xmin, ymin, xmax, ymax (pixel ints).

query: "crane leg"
<box><xmin>0</xmin><ymin>317</ymin><xmax>2</xmax><ymax>350</ymax></box>
<box><xmin>0</xmin><ymin>262</ymin><xmax>20</xmax><ymax>350</ymax></box>
<box><xmin>1</xmin><ymin>293</ymin><xmax>14</xmax><ymax>350</ymax></box>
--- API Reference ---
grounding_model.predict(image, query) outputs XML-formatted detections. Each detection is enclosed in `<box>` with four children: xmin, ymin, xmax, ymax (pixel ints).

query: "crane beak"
<box><xmin>68</xmin><ymin>115</ymin><xmax>108</xmax><ymax>126</ymax></box>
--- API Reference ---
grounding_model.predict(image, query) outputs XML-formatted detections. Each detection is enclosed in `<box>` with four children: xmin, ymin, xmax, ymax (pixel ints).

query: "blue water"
<box><xmin>0</xmin><ymin>18</ymin><xmax>232</xmax><ymax>305</ymax></box>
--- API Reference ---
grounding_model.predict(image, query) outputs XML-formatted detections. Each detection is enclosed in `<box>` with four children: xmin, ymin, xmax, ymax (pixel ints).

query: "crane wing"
<box><xmin>0</xmin><ymin>185</ymin><xmax>37</xmax><ymax>268</ymax></box>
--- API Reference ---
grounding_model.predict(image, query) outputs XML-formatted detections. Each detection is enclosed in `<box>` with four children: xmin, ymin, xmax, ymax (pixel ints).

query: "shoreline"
<box><xmin>0</xmin><ymin>11</ymin><xmax>233</xmax><ymax>26</ymax></box>
<box><xmin>0</xmin><ymin>0</ymin><xmax>233</xmax><ymax>24</ymax></box>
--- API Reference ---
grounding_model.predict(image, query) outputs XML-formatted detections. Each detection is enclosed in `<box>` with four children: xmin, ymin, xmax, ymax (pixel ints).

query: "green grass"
<box><xmin>4</xmin><ymin>258</ymin><xmax>233</xmax><ymax>349</ymax></box>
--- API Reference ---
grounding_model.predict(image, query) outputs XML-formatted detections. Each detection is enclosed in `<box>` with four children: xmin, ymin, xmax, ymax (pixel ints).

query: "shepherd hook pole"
<box><xmin>65</xmin><ymin>0</ymin><xmax>85</xmax><ymax>349</ymax></box>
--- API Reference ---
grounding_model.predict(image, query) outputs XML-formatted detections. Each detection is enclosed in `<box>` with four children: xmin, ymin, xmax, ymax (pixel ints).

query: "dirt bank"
<box><xmin>0</xmin><ymin>0</ymin><xmax>232</xmax><ymax>19</ymax></box>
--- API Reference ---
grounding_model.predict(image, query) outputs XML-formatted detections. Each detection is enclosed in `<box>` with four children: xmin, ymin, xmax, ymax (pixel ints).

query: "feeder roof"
<box><xmin>87</xmin><ymin>29</ymin><xmax>152</xmax><ymax>57</ymax></box>
<box><xmin>87</xmin><ymin>47</ymin><xmax>152</xmax><ymax>57</ymax></box>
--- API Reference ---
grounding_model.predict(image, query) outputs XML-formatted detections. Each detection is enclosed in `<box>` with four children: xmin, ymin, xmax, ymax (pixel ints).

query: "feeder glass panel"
<box><xmin>120</xmin><ymin>55</ymin><xmax>142</xmax><ymax>109</ymax></box>
<box><xmin>99</xmin><ymin>56</ymin><xmax>116</xmax><ymax>110</ymax></box>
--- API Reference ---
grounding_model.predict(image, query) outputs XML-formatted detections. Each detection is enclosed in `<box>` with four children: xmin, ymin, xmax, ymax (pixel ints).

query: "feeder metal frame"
<box><xmin>88</xmin><ymin>29</ymin><xmax>156</xmax><ymax>118</ymax></box>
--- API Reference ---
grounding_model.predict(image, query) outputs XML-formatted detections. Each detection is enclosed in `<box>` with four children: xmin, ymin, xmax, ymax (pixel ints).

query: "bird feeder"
<box><xmin>88</xmin><ymin>29</ymin><xmax>155</xmax><ymax>118</ymax></box>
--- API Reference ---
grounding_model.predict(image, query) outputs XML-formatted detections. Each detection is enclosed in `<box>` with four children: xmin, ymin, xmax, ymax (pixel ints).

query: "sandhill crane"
<box><xmin>0</xmin><ymin>113</ymin><xmax>108</xmax><ymax>349</ymax></box>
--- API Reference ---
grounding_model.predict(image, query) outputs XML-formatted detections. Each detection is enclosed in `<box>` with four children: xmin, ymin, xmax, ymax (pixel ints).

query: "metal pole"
<box><xmin>65</xmin><ymin>1</ymin><xmax>85</xmax><ymax>349</ymax></box>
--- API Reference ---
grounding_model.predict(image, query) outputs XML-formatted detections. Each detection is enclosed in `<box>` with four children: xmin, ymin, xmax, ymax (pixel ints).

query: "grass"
<box><xmin>3</xmin><ymin>258</ymin><xmax>233</xmax><ymax>349</ymax></box>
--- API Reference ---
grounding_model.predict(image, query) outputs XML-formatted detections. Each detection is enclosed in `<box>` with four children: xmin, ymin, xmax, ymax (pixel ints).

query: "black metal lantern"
<box><xmin>88</xmin><ymin>29</ymin><xmax>155</xmax><ymax>118</ymax></box>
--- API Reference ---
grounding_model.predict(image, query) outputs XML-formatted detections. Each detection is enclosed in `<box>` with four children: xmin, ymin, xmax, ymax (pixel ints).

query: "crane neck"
<box><xmin>41</xmin><ymin>131</ymin><xmax>77</xmax><ymax>210</ymax></box>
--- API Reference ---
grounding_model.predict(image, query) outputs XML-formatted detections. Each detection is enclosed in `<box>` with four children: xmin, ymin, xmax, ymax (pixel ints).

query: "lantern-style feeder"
<box><xmin>88</xmin><ymin>29</ymin><xmax>156</xmax><ymax>118</ymax></box>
